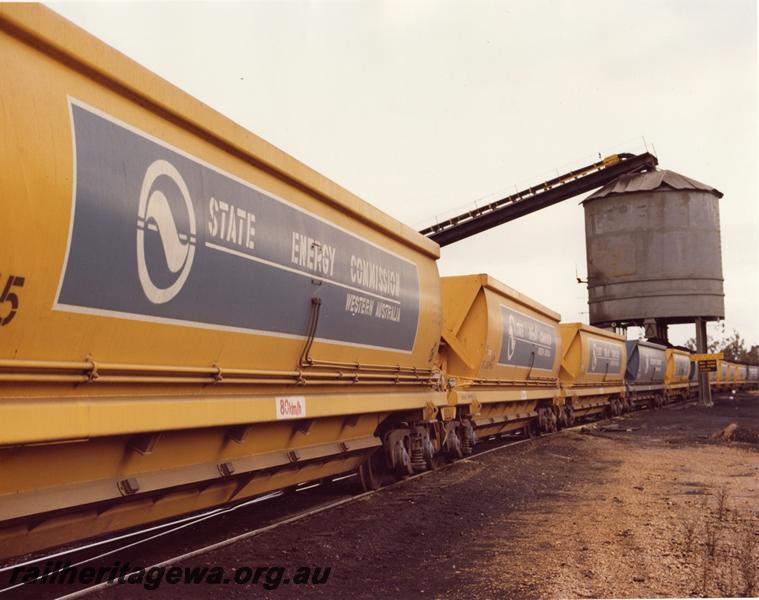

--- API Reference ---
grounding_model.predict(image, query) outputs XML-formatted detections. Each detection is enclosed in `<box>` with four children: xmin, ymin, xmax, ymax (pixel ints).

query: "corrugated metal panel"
<box><xmin>585</xmin><ymin>169</ymin><xmax>723</xmax><ymax>200</ymax></box>
<box><xmin>583</xmin><ymin>167</ymin><xmax>725</xmax><ymax>326</ymax></box>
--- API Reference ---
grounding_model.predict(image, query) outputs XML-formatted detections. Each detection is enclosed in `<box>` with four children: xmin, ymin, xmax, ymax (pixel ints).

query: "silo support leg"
<box><xmin>695</xmin><ymin>318</ymin><xmax>713</xmax><ymax>407</ymax></box>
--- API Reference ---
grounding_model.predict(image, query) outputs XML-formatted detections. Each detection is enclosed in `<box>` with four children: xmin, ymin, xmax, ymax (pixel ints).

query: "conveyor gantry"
<box><xmin>419</xmin><ymin>152</ymin><xmax>658</xmax><ymax>246</ymax></box>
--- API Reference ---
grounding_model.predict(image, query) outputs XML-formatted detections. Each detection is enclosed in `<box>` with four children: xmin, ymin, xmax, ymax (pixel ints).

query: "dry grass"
<box><xmin>681</xmin><ymin>516</ymin><xmax>699</xmax><ymax>554</ymax></box>
<box><xmin>716</xmin><ymin>485</ymin><xmax>730</xmax><ymax>521</ymax></box>
<box><xmin>738</xmin><ymin>519</ymin><xmax>757</xmax><ymax>597</ymax></box>
<box><xmin>680</xmin><ymin>487</ymin><xmax>759</xmax><ymax>597</ymax></box>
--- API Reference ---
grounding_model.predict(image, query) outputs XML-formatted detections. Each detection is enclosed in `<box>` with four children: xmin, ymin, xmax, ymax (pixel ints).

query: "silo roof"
<box><xmin>585</xmin><ymin>169</ymin><xmax>723</xmax><ymax>200</ymax></box>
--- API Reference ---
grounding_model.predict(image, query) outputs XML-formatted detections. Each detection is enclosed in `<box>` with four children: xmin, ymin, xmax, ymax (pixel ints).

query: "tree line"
<box><xmin>685</xmin><ymin>329</ymin><xmax>759</xmax><ymax>364</ymax></box>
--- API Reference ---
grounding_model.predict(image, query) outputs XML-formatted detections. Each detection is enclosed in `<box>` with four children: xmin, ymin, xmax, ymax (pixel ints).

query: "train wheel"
<box><xmin>423</xmin><ymin>434</ymin><xmax>439</xmax><ymax>470</ymax></box>
<box><xmin>358</xmin><ymin>452</ymin><xmax>384</xmax><ymax>491</ymax></box>
<box><xmin>612</xmin><ymin>397</ymin><xmax>622</xmax><ymax>416</ymax></box>
<box><xmin>565</xmin><ymin>404</ymin><xmax>576</xmax><ymax>427</ymax></box>
<box><xmin>555</xmin><ymin>406</ymin><xmax>568</xmax><ymax>430</ymax></box>
<box><xmin>538</xmin><ymin>408</ymin><xmax>557</xmax><ymax>433</ymax></box>
<box><xmin>460</xmin><ymin>421</ymin><xmax>476</xmax><ymax>455</ymax></box>
<box><xmin>605</xmin><ymin>402</ymin><xmax>614</xmax><ymax>419</ymax></box>
<box><xmin>444</xmin><ymin>428</ymin><xmax>464</xmax><ymax>461</ymax></box>
<box><xmin>393</xmin><ymin>438</ymin><xmax>414</xmax><ymax>479</ymax></box>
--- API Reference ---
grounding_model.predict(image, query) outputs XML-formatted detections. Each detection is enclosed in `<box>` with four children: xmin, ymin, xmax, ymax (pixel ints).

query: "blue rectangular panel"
<box><xmin>498</xmin><ymin>305</ymin><xmax>557</xmax><ymax>370</ymax></box>
<box><xmin>56</xmin><ymin>101</ymin><xmax>420</xmax><ymax>352</ymax></box>
<box><xmin>587</xmin><ymin>339</ymin><xmax>623</xmax><ymax>374</ymax></box>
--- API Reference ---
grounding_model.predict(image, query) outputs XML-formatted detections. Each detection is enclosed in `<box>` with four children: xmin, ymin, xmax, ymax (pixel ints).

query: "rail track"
<box><xmin>0</xmin><ymin>407</ymin><xmax>662</xmax><ymax>600</ymax></box>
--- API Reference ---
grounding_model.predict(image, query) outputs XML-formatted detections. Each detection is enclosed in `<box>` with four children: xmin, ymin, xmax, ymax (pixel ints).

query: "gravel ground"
<box><xmin>88</xmin><ymin>391</ymin><xmax>759</xmax><ymax>600</ymax></box>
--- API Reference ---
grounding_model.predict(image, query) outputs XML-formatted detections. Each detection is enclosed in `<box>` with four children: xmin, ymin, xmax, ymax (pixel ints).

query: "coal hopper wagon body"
<box><xmin>725</xmin><ymin>362</ymin><xmax>738</xmax><ymax>392</ymax></box>
<box><xmin>624</xmin><ymin>340</ymin><xmax>667</xmax><ymax>410</ymax></box>
<box><xmin>438</xmin><ymin>275</ymin><xmax>565</xmax><ymax>441</ymax></box>
<box><xmin>0</xmin><ymin>4</ymin><xmax>448</xmax><ymax>558</ymax></box>
<box><xmin>747</xmin><ymin>365</ymin><xmax>759</xmax><ymax>390</ymax></box>
<box><xmin>663</xmin><ymin>348</ymin><xmax>694</xmax><ymax>404</ymax></box>
<box><xmin>714</xmin><ymin>360</ymin><xmax>729</xmax><ymax>392</ymax></box>
<box><xmin>688</xmin><ymin>360</ymin><xmax>699</xmax><ymax>397</ymax></box>
<box><xmin>734</xmin><ymin>364</ymin><xmax>748</xmax><ymax>391</ymax></box>
<box><xmin>558</xmin><ymin>324</ymin><xmax>627</xmax><ymax>419</ymax></box>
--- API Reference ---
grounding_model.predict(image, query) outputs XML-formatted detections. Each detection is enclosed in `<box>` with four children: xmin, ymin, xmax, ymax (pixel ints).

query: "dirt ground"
<box><xmin>96</xmin><ymin>392</ymin><xmax>759</xmax><ymax>599</ymax></box>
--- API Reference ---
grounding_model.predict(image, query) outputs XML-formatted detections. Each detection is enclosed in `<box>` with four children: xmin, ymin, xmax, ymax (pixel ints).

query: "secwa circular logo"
<box><xmin>136</xmin><ymin>159</ymin><xmax>196</xmax><ymax>304</ymax></box>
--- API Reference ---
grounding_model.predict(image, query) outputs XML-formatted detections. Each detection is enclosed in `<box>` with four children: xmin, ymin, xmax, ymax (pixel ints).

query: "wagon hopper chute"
<box><xmin>439</xmin><ymin>274</ymin><xmax>564</xmax><ymax>441</ymax></box>
<box><xmin>663</xmin><ymin>348</ymin><xmax>693</xmax><ymax>404</ymax></box>
<box><xmin>558</xmin><ymin>324</ymin><xmax>627</xmax><ymax>419</ymax></box>
<box><xmin>624</xmin><ymin>340</ymin><xmax>667</xmax><ymax>410</ymax></box>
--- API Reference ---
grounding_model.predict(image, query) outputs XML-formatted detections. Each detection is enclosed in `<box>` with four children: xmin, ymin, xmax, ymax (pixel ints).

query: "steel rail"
<box><xmin>45</xmin><ymin>417</ymin><xmax>623</xmax><ymax>600</ymax></box>
<box><xmin>1</xmin><ymin>398</ymin><xmax>699</xmax><ymax>599</ymax></box>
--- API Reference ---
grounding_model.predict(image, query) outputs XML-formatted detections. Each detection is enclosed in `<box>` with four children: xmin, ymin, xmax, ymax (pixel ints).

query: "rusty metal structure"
<box><xmin>583</xmin><ymin>169</ymin><xmax>725</xmax><ymax>406</ymax></box>
<box><xmin>583</xmin><ymin>169</ymin><xmax>725</xmax><ymax>334</ymax></box>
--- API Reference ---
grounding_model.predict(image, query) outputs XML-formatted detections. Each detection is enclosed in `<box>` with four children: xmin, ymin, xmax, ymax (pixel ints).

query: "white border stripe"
<box><xmin>206</xmin><ymin>242</ymin><xmax>401</xmax><ymax>305</ymax></box>
<box><xmin>51</xmin><ymin>97</ymin><xmax>81</xmax><ymax>307</ymax></box>
<box><xmin>53</xmin><ymin>302</ymin><xmax>414</xmax><ymax>354</ymax></box>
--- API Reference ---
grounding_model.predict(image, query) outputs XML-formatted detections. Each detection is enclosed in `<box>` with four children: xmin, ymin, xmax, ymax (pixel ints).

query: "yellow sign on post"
<box><xmin>689</xmin><ymin>352</ymin><xmax>724</xmax><ymax>361</ymax></box>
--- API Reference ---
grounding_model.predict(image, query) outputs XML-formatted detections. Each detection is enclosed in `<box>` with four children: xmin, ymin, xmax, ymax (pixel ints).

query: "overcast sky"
<box><xmin>49</xmin><ymin>1</ymin><xmax>758</xmax><ymax>347</ymax></box>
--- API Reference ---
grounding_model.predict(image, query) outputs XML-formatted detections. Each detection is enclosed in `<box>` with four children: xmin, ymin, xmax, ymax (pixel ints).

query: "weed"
<box><xmin>716</xmin><ymin>486</ymin><xmax>730</xmax><ymax>522</ymax></box>
<box><xmin>681</xmin><ymin>516</ymin><xmax>698</xmax><ymax>554</ymax></box>
<box><xmin>704</xmin><ymin>519</ymin><xmax>720</xmax><ymax>558</ymax></box>
<box><xmin>738</xmin><ymin>519</ymin><xmax>757</xmax><ymax>597</ymax></box>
